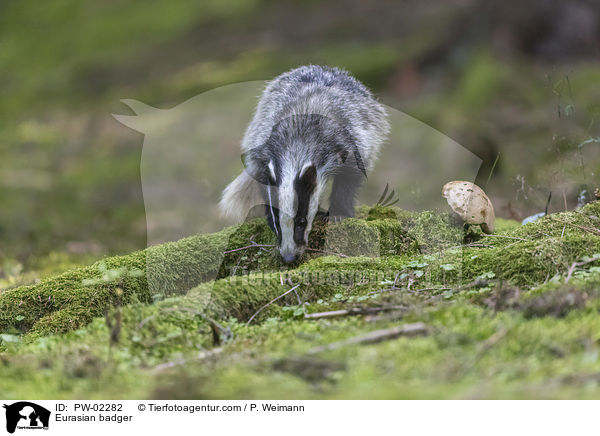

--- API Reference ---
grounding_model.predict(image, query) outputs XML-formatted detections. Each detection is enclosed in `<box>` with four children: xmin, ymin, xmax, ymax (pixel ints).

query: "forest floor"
<box><xmin>2</xmin><ymin>202</ymin><xmax>600</xmax><ymax>399</ymax></box>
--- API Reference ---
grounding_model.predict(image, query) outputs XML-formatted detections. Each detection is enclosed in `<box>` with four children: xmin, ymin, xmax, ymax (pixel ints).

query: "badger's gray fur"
<box><xmin>220</xmin><ymin>65</ymin><xmax>389</xmax><ymax>263</ymax></box>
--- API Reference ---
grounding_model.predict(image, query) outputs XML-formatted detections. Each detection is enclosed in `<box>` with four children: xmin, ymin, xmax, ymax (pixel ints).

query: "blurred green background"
<box><xmin>1</xmin><ymin>0</ymin><xmax>599</xmax><ymax>280</ymax></box>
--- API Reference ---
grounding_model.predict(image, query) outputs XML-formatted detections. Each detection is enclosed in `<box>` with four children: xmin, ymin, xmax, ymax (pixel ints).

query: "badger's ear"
<box><xmin>337</xmin><ymin>147</ymin><xmax>367</xmax><ymax>178</ymax></box>
<box><xmin>297</xmin><ymin>163</ymin><xmax>317</xmax><ymax>193</ymax></box>
<box><xmin>112</xmin><ymin>99</ymin><xmax>162</xmax><ymax>133</ymax></box>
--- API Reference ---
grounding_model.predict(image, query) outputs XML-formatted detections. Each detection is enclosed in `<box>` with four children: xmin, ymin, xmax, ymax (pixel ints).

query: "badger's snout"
<box><xmin>280</xmin><ymin>243</ymin><xmax>306</xmax><ymax>264</ymax></box>
<box><xmin>281</xmin><ymin>252</ymin><xmax>298</xmax><ymax>264</ymax></box>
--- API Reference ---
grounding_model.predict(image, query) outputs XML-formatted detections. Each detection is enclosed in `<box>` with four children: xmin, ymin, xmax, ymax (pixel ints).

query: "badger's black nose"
<box><xmin>281</xmin><ymin>253</ymin><xmax>298</xmax><ymax>264</ymax></box>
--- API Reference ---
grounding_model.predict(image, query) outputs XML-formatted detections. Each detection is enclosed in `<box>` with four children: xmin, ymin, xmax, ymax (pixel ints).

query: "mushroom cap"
<box><xmin>442</xmin><ymin>181</ymin><xmax>495</xmax><ymax>234</ymax></box>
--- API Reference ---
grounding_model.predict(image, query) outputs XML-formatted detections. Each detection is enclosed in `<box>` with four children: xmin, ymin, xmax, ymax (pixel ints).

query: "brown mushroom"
<box><xmin>442</xmin><ymin>181</ymin><xmax>495</xmax><ymax>234</ymax></box>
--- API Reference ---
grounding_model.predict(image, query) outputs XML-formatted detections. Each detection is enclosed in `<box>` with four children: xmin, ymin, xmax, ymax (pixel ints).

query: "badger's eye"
<box><xmin>295</xmin><ymin>217</ymin><xmax>307</xmax><ymax>227</ymax></box>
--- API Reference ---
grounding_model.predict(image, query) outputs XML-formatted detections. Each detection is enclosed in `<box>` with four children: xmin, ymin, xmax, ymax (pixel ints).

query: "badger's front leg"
<box><xmin>327</xmin><ymin>169</ymin><xmax>363</xmax><ymax>221</ymax></box>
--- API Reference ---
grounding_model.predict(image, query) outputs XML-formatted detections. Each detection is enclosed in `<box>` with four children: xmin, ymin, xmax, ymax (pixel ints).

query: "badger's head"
<box><xmin>262</xmin><ymin>159</ymin><xmax>322</xmax><ymax>264</ymax></box>
<box><xmin>245</xmin><ymin>113</ymin><xmax>359</xmax><ymax>264</ymax></box>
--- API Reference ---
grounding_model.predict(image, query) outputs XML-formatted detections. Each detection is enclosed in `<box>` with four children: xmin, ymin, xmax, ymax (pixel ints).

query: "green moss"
<box><xmin>362</xmin><ymin>204</ymin><xmax>399</xmax><ymax>220</ymax></box>
<box><xmin>457</xmin><ymin>202</ymin><xmax>600</xmax><ymax>285</ymax></box>
<box><xmin>6</xmin><ymin>276</ymin><xmax>600</xmax><ymax>399</ymax></box>
<box><xmin>2</xmin><ymin>203</ymin><xmax>600</xmax><ymax>399</ymax></box>
<box><xmin>0</xmin><ymin>208</ymin><xmax>421</xmax><ymax>338</ymax></box>
<box><xmin>495</xmin><ymin>217</ymin><xmax>521</xmax><ymax>232</ymax></box>
<box><xmin>5</xmin><ymin>203</ymin><xmax>599</xmax><ymax>338</ymax></box>
<box><xmin>0</xmin><ymin>226</ymin><xmax>238</xmax><ymax>338</ymax></box>
<box><xmin>217</xmin><ymin>213</ymin><xmax>420</xmax><ymax>278</ymax></box>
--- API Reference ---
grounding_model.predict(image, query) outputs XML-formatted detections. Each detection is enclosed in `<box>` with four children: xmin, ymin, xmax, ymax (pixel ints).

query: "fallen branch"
<box><xmin>549</xmin><ymin>217</ymin><xmax>600</xmax><ymax>237</ymax></box>
<box><xmin>369</xmin><ymin>286</ymin><xmax>451</xmax><ymax>296</ymax></box>
<box><xmin>223</xmin><ymin>243</ymin><xmax>275</xmax><ymax>254</ymax></box>
<box><xmin>566</xmin><ymin>255</ymin><xmax>600</xmax><ymax>283</ymax></box>
<box><xmin>303</xmin><ymin>305</ymin><xmax>406</xmax><ymax>320</ymax></box>
<box><xmin>306</xmin><ymin>322</ymin><xmax>428</xmax><ymax>354</ymax></box>
<box><xmin>246</xmin><ymin>284</ymin><xmax>301</xmax><ymax>325</ymax></box>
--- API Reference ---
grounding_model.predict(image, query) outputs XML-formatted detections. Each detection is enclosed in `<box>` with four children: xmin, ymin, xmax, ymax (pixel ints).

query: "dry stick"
<box><xmin>303</xmin><ymin>305</ymin><xmax>407</xmax><ymax>320</ymax></box>
<box><xmin>249</xmin><ymin>239</ymin><xmax>270</xmax><ymax>252</ymax></box>
<box><xmin>369</xmin><ymin>286</ymin><xmax>451</xmax><ymax>296</ymax></box>
<box><xmin>306</xmin><ymin>322</ymin><xmax>428</xmax><ymax>354</ymax></box>
<box><xmin>566</xmin><ymin>256</ymin><xmax>600</xmax><ymax>283</ymax></box>
<box><xmin>485</xmin><ymin>152</ymin><xmax>501</xmax><ymax>189</ymax></box>
<box><xmin>283</xmin><ymin>276</ymin><xmax>303</xmax><ymax>305</ymax></box>
<box><xmin>549</xmin><ymin>217</ymin><xmax>600</xmax><ymax>236</ymax></box>
<box><xmin>392</xmin><ymin>271</ymin><xmax>401</xmax><ymax>288</ymax></box>
<box><xmin>246</xmin><ymin>284</ymin><xmax>301</xmax><ymax>325</ymax></box>
<box><xmin>223</xmin><ymin>243</ymin><xmax>275</xmax><ymax>254</ymax></box>
<box><xmin>447</xmin><ymin>242</ymin><xmax>496</xmax><ymax>250</ymax></box>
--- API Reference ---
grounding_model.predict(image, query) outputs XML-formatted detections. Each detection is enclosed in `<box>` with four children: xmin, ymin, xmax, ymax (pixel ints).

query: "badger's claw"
<box><xmin>316</xmin><ymin>210</ymin><xmax>330</xmax><ymax>222</ymax></box>
<box><xmin>319</xmin><ymin>213</ymin><xmax>349</xmax><ymax>224</ymax></box>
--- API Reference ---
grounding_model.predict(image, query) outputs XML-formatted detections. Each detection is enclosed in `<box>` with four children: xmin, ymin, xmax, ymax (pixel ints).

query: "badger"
<box><xmin>219</xmin><ymin>65</ymin><xmax>389</xmax><ymax>263</ymax></box>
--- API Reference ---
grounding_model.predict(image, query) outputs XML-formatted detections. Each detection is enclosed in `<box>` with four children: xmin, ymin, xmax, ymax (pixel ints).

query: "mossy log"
<box><xmin>1</xmin><ymin>202</ymin><xmax>599</xmax><ymax>340</ymax></box>
<box><xmin>0</xmin><ymin>212</ymin><xmax>421</xmax><ymax>338</ymax></box>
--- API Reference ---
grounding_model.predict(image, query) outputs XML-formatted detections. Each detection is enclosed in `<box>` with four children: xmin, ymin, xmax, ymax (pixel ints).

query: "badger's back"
<box><xmin>242</xmin><ymin>65</ymin><xmax>389</xmax><ymax>171</ymax></box>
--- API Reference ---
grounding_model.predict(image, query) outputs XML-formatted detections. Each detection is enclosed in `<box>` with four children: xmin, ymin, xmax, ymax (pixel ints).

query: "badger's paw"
<box><xmin>317</xmin><ymin>210</ymin><xmax>351</xmax><ymax>224</ymax></box>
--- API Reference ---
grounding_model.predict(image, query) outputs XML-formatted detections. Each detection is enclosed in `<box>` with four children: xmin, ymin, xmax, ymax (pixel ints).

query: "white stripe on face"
<box><xmin>266</xmin><ymin>185</ymin><xmax>279</xmax><ymax>237</ymax></box>
<box><xmin>303</xmin><ymin>179</ymin><xmax>325</xmax><ymax>242</ymax></box>
<box><xmin>278</xmin><ymin>167</ymin><xmax>297</xmax><ymax>257</ymax></box>
<box><xmin>268</xmin><ymin>160</ymin><xmax>277</xmax><ymax>182</ymax></box>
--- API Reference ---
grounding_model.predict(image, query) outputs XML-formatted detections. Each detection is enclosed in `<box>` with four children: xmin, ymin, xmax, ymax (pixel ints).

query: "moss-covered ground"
<box><xmin>1</xmin><ymin>202</ymin><xmax>600</xmax><ymax>399</ymax></box>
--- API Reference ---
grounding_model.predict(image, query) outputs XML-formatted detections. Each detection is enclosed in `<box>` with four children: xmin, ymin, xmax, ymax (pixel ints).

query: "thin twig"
<box><xmin>447</xmin><ymin>242</ymin><xmax>496</xmax><ymax>250</ymax></box>
<box><xmin>224</xmin><ymin>243</ymin><xmax>275</xmax><ymax>254</ymax></box>
<box><xmin>249</xmin><ymin>239</ymin><xmax>270</xmax><ymax>252</ymax></box>
<box><xmin>303</xmin><ymin>305</ymin><xmax>406</xmax><ymax>320</ymax></box>
<box><xmin>392</xmin><ymin>271</ymin><xmax>400</xmax><ymax>288</ymax></box>
<box><xmin>549</xmin><ymin>217</ymin><xmax>600</xmax><ymax>236</ymax></box>
<box><xmin>566</xmin><ymin>256</ymin><xmax>600</xmax><ymax>283</ymax></box>
<box><xmin>369</xmin><ymin>286</ymin><xmax>451</xmax><ymax>296</ymax></box>
<box><xmin>306</xmin><ymin>323</ymin><xmax>428</xmax><ymax>354</ymax></box>
<box><xmin>285</xmin><ymin>277</ymin><xmax>303</xmax><ymax>305</ymax></box>
<box><xmin>485</xmin><ymin>152</ymin><xmax>500</xmax><ymax>189</ymax></box>
<box><xmin>246</xmin><ymin>284</ymin><xmax>301</xmax><ymax>325</ymax></box>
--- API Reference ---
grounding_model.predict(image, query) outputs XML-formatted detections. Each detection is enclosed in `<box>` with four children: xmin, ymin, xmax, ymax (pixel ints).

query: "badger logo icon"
<box><xmin>3</xmin><ymin>402</ymin><xmax>50</xmax><ymax>433</ymax></box>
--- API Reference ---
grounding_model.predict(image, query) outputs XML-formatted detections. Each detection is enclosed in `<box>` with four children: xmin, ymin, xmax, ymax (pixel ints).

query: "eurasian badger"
<box><xmin>219</xmin><ymin>65</ymin><xmax>389</xmax><ymax>263</ymax></box>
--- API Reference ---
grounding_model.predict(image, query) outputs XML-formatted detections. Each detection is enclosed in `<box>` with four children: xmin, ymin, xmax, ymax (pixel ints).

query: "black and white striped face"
<box><xmin>264</xmin><ymin>160</ymin><xmax>320</xmax><ymax>264</ymax></box>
